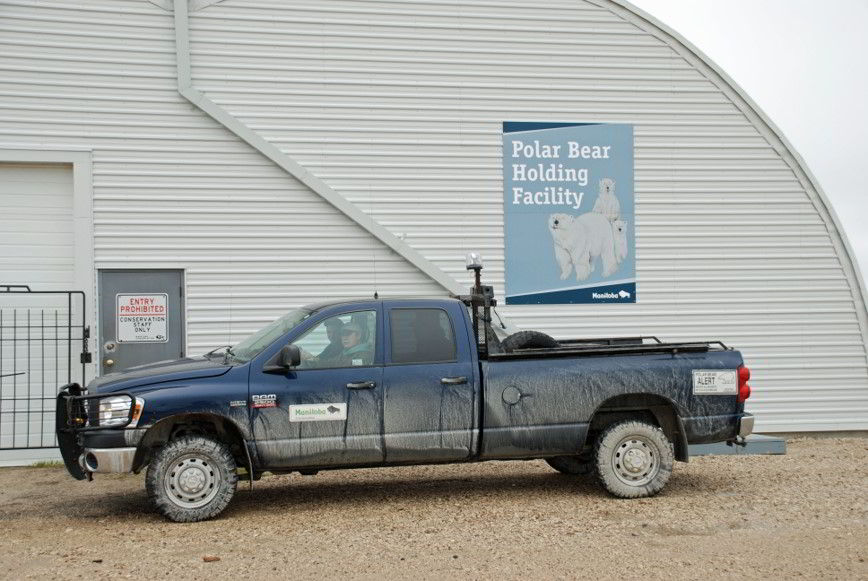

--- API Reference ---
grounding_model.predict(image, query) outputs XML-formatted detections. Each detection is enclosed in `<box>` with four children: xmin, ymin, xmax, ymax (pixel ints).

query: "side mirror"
<box><xmin>263</xmin><ymin>344</ymin><xmax>301</xmax><ymax>374</ymax></box>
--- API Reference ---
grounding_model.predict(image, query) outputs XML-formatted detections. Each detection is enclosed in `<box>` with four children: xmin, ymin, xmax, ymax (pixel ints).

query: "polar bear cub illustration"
<box><xmin>592</xmin><ymin>178</ymin><xmax>620</xmax><ymax>221</ymax></box>
<box><xmin>549</xmin><ymin>212</ymin><xmax>618</xmax><ymax>280</ymax></box>
<box><xmin>612</xmin><ymin>219</ymin><xmax>628</xmax><ymax>263</ymax></box>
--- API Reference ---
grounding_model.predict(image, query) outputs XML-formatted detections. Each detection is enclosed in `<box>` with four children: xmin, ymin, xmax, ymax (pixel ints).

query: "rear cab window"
<box><xmin>389</xmin><ymin>308</ymin><xmax>457</xmax><ymax>364</ymax></box>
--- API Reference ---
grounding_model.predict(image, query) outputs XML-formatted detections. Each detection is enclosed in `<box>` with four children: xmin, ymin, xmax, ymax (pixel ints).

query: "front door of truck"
<box><xmin>250</xmin><ymin>305</ymin><xmax>384</xmax><ymax>469</ymax></box>
<box><xmin>382</xmin><ymin>303</ymin><xmax>478</xmax><ymax>463</ymax></box>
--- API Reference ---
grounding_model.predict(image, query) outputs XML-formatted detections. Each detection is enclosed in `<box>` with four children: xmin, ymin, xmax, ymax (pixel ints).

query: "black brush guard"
<box><xmin>55</xmin><ymin>383</ymin><xmax>135</xmax><ymax>480</ymax></box>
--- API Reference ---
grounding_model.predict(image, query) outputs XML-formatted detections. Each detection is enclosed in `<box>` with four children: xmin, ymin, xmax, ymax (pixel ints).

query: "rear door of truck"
<box><xmin>381</xmin><ymin>300</ymin><xmax>480</xmax><ymax>463</ymax></box>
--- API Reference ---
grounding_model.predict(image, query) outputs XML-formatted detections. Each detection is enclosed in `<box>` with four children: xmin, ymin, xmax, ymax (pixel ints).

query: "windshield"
<box><xmin>227</xmin><ymin>308</ymin><xmax>313</xmax><ymax>363</ymax></box>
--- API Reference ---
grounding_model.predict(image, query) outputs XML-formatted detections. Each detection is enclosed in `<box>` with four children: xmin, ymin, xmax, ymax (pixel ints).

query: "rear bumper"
<box><xmin>738</xmin><ymin>413</ymin><xmax>755</xmax><ymax>438</ymax></box>
<box><xmin>682</xmin><ymin>411</ymin><xmax>755</xmax><ymax>444</ymax></box>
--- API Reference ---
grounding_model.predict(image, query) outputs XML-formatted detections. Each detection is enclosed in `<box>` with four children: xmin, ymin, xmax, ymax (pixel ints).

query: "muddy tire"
<box><xmin>146</xmin><ymin>435</ymin><xmax>238</xmax><ymax>522</ymax></box>
<box><xmin>546</xmin><ymin>454</ymin><xmax>595</xmax><ymax>476</ymax></box>
<box><xmin>595</xmin><ymin>420</ymin><xmax>673</xmax><ymax>498</ymax></box>
<box><xmin>501</xmin><ymin>330</ymin><xmax>559</xmax><ymax>352</ymax></box>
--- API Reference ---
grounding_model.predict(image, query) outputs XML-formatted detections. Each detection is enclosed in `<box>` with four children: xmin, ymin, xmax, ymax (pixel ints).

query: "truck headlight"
<box><xmin>97</xmin><ymin>396</ymin><xmax>144</xmax><ymax>428</ymax></box>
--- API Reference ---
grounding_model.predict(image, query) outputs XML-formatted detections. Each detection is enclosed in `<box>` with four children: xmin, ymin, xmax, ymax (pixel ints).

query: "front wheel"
<box><xmin>146</xmin><ymin>435</ymin><xmax>238</xmax><ymax>522</ymax></box>
<box><xmin>595</xmin><ymin>420</ymin><xmax>673</xmax><ymax>498</ymax></box>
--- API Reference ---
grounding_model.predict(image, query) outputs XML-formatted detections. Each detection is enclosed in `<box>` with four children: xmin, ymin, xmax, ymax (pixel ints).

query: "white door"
<box><xmin>0</xmin><ymin>163</ymin><xmax>75</xmax><ymax>289</ymax></box>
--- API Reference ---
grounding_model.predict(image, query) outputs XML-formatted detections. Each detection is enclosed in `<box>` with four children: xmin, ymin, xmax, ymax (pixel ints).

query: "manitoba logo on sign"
<box><xmin>592</xmin><ymin>289</ymin><xmax>632</xmax><ymax>300</ymax></box>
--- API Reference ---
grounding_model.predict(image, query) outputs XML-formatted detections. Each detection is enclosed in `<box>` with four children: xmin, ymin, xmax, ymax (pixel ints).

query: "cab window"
<box><xmin>390</xmin><ymin>308</ymin><xmax>457</xmax><ymax>364</ymax></box>
<box><xmin>294</xmin><ymin>310</ymin><xmax>376</xmax><ymax>369</ymax></box>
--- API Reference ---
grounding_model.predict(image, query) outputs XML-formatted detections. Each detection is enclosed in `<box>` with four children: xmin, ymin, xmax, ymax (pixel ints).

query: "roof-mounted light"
<box><xmin>466</xmin><ymin>252</ymin><xmax>483</xmax><ymax>271</ymax></box>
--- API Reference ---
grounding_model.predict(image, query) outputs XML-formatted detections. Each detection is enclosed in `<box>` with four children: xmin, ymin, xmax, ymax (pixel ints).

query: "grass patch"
<box><xmin>31</xmin><ymin>460</ymin><xmax>64</xmax><ymax>468</ymax></box>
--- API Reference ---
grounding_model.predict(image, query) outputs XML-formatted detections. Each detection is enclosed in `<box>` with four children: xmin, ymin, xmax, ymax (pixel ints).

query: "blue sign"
<box><xmin>503</xmin><ymin>122</ymin><xmax>635</xmax><ymax>304</ymax></box>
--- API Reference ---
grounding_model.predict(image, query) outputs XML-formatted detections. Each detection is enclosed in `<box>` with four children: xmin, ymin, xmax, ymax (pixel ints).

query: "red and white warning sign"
<box><xmin>116</xmin><ymin>293</ymin><xmax>168</xmax><ymax>343</ymax></box>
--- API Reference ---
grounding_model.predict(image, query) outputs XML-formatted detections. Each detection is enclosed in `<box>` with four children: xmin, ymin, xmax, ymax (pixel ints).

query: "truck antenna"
<box><xmin>368</xmin><ymin>185</ymin><xmax>380</xmax><ymax>299</ymax></box>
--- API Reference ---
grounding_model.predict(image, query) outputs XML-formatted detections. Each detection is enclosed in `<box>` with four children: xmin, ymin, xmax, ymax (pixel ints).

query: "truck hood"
<box><xmin>86</xmin><ymin>356</ymin><xmax>233</xmax><ymax>394</ymax></box>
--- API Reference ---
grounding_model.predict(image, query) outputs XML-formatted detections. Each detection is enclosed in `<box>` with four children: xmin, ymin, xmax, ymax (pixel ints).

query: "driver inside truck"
<box><xmin>317</xmin><ymin>318</ymin><xmax>345</xmax><ymax>361</ymax></box>
<box><xmin>338</xmin><ymin>322</ymin><xmax>373</xmax><ymax>366</ymax></box>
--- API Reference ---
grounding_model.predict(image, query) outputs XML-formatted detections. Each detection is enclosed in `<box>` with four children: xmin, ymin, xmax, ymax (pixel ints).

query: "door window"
<box><xmin>390</xmin><ymin>309</ymin><xmax>457</xmax><ymax>364</ymax></box>
<box><xmin>294</xmin><ymin>310</ymin><xmax>377</xmax><ymax>369</ymax></box>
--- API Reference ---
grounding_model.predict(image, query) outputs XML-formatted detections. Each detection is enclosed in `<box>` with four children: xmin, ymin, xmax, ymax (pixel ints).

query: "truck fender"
<box><xmin>131</xmin><ymin>413</ymin><xmax>256</xmax><ymax>482</ymax></box>
<box><xmin>585</xmin><ymin>393</ymin><xmax>690</xmax><ymax>462</ymax></box>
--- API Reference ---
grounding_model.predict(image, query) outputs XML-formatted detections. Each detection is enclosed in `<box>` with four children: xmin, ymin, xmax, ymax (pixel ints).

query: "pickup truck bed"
<box><xmin>492</xmin><ymin>336</ymin><xmax>728</xmax><ymax>358</ymax></box>
<box><xmin>483</xmin><ymin>344</ymin><xmax>744</xmax><ymax>461</ymax></box>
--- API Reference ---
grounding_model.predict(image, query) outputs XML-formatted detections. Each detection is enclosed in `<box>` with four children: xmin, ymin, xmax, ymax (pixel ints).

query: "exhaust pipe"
<box><xmin>79</xmin><ymin>452</ymin><xmax>99</xmax><ymax>472</ymax></box>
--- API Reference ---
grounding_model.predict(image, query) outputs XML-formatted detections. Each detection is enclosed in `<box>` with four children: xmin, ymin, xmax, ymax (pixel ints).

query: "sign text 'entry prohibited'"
<box><xmin>116</xmin><ymin>293</ymin><xmax>169</xmax><ymax>343</ymax></box>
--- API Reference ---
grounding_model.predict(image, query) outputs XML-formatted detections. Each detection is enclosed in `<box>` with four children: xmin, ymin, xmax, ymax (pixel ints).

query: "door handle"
<box><xmin>346</xmin><ymin>381</ymin><xmax>377</xmax><ymax>390</ymax></box>
<box><xmin>441</xmin><ymin>376</ymin><xmax>468</xmax><ymax>385</ymax></box>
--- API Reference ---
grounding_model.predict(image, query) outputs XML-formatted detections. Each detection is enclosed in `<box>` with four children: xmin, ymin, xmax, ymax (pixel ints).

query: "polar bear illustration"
<box><xmin>549</xmin><ymin>212</ymin><xmax>618</xmax><ymax>281</ymax></box>
<box><xmin>548</xmin><ymin>213</ymin><xmax>576</xmax><ymax>279</ymax></box>
<box><xmin>612</xmin><ymin>219</ymin><xmax>628</xmax><ymax>263</ymax></box>
<box><xmin>592</xmin><ymin>177</ymin><xmax>620</xmax><ymax>222</ymax></box>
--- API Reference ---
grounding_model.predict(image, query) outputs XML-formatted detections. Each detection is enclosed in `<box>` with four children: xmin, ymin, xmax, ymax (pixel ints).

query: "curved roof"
<box><xmin>608</xmin><ymin>0</ymin><xmax>868</xmax><ymax>353</ymax></box>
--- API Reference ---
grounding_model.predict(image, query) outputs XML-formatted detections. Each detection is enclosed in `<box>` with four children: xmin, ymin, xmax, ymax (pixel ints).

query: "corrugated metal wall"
<box><xmin>0</xmin><ymin>0</ymin><xmax>865</xmax><ymax>432</ymax></box>
<box><xmin>0</xmin><ymin>0</ymin><xmax>444</xmax><ymax>352</ymax></box>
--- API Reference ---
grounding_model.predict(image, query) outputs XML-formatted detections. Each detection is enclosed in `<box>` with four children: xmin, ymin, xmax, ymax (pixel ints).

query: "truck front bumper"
<box><xmin>79</xmin><ymin>447</ymin><xmax>137</xmax><ymax>474</ymax></box>
<box><xmin>738</xmin><ymin>413</ymin><xmax>755</xmax><ymax>438</ymax></box>
<box><xmin>56</xmin><ymin>383</ymin><xmax>139</xmax><ymax>480</ymax></box>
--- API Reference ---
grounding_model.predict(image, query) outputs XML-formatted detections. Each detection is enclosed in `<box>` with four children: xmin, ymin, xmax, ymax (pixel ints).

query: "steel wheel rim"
<box><xmin>611</xmin><ymin>435</ymin><xmax>659</xmax><ymax>487</ymax></box>
<box><xmin>164</xmin><ymin>454</ymin><xmax>221</xmax><ymax>509</ymax></box>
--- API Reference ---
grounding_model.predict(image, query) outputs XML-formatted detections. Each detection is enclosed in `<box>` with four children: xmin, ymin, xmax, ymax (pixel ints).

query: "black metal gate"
<box><xmin>0</xmin><ymin>286</ymin><xmax>91</xmax><ymax>450</ymax></box>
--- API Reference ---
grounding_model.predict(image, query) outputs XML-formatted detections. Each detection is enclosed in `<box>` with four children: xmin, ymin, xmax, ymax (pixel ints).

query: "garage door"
<box><xmin>0</xmin><ymin>163</ymin><xmax>75</xmax><ymax>289</ymax></box>
<box><xmin>0</xmin><ymin>163</ymin><xmax>79</xmax><ymax>463</ymax></box>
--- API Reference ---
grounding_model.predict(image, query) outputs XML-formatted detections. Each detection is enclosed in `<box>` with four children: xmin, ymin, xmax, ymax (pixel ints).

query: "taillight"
<box><xmin>738</xmin><ymin>365</ymin><xmax>751</xmax><ymax>403</ymax></box>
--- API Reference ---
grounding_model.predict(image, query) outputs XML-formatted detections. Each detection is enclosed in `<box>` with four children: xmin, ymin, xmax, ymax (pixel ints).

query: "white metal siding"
<box><xmin>0</xmin><ymin>0</ymin><xmax>444</xmax><ymax>354</ymax></box>
<box><xmin>0</xmin><ymin>0</ymin><xmax>865</xmax><ymax>432</ymax></box>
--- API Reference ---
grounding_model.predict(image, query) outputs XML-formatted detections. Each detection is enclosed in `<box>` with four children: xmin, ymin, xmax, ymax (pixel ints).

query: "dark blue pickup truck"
<box><xmin>57</xmin><ymin>273</ymin><xmax>753</xmax><ymax>522</ymax></box>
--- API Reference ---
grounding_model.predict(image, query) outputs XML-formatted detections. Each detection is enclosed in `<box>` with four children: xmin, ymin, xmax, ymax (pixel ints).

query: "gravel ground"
<box><xmin>0</xmin><ymin>437</ymin><xmax>866</xmax><ymax>580</ymax></box>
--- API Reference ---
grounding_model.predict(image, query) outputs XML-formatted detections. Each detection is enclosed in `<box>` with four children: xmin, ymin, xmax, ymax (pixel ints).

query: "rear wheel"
<box><xmin>146</xmin><ymin>435</ymin><xmax>238</xmax><ymax>522</ymax></box>
<box><xmin>595</xmin><ymin>420</ymin><xmax>673</xmax><ymax>498</ymax></box>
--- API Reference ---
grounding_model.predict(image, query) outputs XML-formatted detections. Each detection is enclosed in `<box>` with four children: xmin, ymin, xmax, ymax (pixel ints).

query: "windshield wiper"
<box><xmin>204</xmin><ymin>345</ymin><xmax>232</xmax><ymax>360</ymax></box>
<box><xmin>223</xmin><ymin>346</ymin><xmax>235</xmax><ymax>365</ymax></box>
